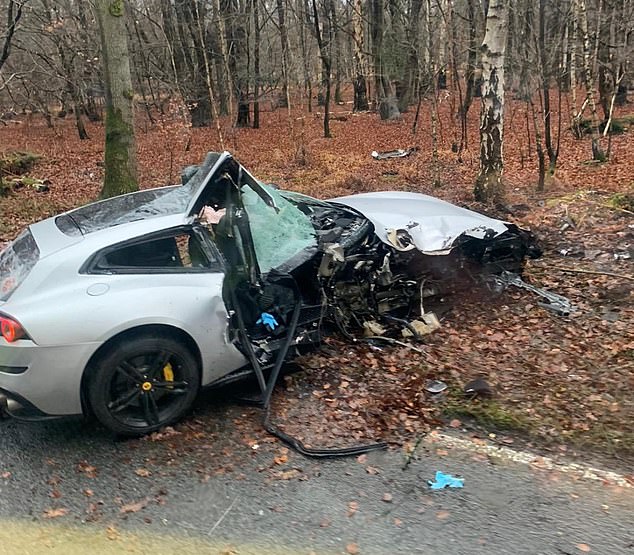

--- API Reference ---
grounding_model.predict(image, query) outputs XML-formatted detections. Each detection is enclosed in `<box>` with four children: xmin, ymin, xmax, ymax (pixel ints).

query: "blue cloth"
<box><xmin>256</xmin><ymin>312</ymin><xmax>279</xmax><ymax>331</ymax></box>
<box><xmin>428</xmin><ymin>471</ymin><xmax>464</xmax><ymax>489</ymax></box>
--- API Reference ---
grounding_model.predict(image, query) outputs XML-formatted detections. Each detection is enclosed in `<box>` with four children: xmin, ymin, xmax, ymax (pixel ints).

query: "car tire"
<box><xmin>87</xmin><ymin>334</ymin><xmax>200</xmax><ymax>436</ymax></box>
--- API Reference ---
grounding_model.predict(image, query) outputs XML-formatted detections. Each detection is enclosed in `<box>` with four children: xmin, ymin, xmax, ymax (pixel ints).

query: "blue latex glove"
<box><xmin>428</xmin><ymin>471</ymin><xmax>464</xmax><ymax>489</ymax></box>
<box><xmin>256</xmin><ymin>312</ymin><xmax>279</xmax><ymax>331</ymax></box>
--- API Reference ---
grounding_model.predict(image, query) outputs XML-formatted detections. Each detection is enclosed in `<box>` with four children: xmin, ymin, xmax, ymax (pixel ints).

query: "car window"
<box><xmin>0</xmin><ymin>229</ymin><xmax>40</xmax><ymax>301</ymax></box>
<box><xmin>89</xmin><ymin>229</ymin><xmax>220</xmax><ymax>274</ymax></box>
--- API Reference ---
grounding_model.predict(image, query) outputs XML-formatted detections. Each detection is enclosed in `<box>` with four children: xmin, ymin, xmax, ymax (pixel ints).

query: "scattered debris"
<box><xmin>463</xmin><ymin>378</ymin><xmax>493</xmax><ymax>399</ymax></box>
<box><xmin>8</xmin><ymin>176</ymin><xmax>50</xmax><ymax>192</ymax></box>
<box><xmin>424</xmin><ymin>380</ymin><xmax>448</xmax><ymax>394</ymax></box>
<box><xmin>363</xmin><ymin>320</ymin><xmax>387</xmax><ymax>337</ymax></box>
<box><xmin>371</xmin><ymin>147</ymin><xmax>417</xmax><ymax>160</ymax></box>
<box><xmin>490</xmin><ymin>271</ymin><xmax>575</xmax><ymax>315</ymax></box>
<box><xmin>401</xmin><ymin>313</ymin><xmax>441</xmax><ymax>337</ymax></box>
<box><xmin>428</xmin><ymin>471</ymin><xmax>464</xmax><ymax>490</ymax></box>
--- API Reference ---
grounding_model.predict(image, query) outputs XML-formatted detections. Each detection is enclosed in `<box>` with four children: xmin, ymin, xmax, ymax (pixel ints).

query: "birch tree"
<box><xmin>94</xmin><ymin>0</ymin><xmax>138</xmax><ymax>198</ymax></box>
<box><xmin>351</xmin><ymin>0</ymin><xmax>368</xmax><ymax>111</ymax></box>
<box><xmin>474</xmin><ymin>0</ymin><xmax>509</xmax><ymax>203</ymax></box>
<box><xmin>576</xmin><ymin>0</ymin><xmax>605</xmax><ymax>161</ymax></box>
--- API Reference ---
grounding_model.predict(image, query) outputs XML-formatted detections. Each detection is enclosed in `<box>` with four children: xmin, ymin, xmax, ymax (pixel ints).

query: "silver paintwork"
<box><xmin>333</xmin><ymin>191</ymin><xmax>509</xmax><ymax>254</ymax></box>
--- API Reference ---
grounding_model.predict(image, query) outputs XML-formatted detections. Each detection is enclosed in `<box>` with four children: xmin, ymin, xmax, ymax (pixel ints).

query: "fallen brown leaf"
<box><xmin>576</xmin><ymin>544</ymin><xmax>591</xmax><ymax>553</ymax></box>
<box><xmin>43</xmin><ymin>507</ymin><xmax>68</xmax><ymax>519</ymax></box>
<box><xmin>347</xmin><ymin>501</ymin><xmax>359</xmax><ymax>517</ymax></box>
<box><xmin>77</xmin><ymin>461</ymin><xmax>97</xmax><ymax>478</ymax></box>
<box><xmin>346</xmin><ymin>543</ymin><xmax>359</xmax><ymax>554</ymax></box>
<box><xmin>120</xmin><ymin>498</ymin><xmax>150</xmax><ymax>514</ymax></box>
<box><xmin>436</xmin><ymin>510</ymin><xmax>450</xmax><ymax>520</ymax></box>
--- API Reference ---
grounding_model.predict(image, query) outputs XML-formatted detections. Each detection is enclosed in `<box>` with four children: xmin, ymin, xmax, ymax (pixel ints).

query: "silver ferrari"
<box><xmin>0</xmin><ymin>152</ymin><xmax>540</xmax><ymax>435</ymax></box>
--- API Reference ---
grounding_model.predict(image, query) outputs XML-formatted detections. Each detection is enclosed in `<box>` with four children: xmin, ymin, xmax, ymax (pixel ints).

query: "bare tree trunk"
<box><xmin>530</xmin><ymin>99</ymin><xmax>546</xmax><ymax>191</ymax></box>
<box><xmin>215</xmin><ymin>0</ymin><xmax>235</xmax><ymax>118</ymax></box>
<box><xmin>371</xmin><ymin>0</ymin><xmax>400</xmax><ymax>119</ymax></box>
<box><xmin>229</xmin><ymin>1</ymin><xmax>250</xmax><ymax>127</ymax></box>
<box><xmin>276</xmin><ymin>0</ymin><xmax>291</xmax><ymax>107</ymax></box>
<box><xmin>538</xmin><ymin>0</ymin><xmax>557</xmax><ymax>174</ymax></box>
<box><xmin>0</xmin><ymin>0</ymin><xmax>25</xmax><ymax>74</ymax></box>
<box><xmin>193</xmin><ymin>0</ymin><xmax>224</xmax><ymax>147</ymax></box>
<box><xmin>299</xmin><ymin>0</ymin><xmax>313</xmax><ymax>113</ymax></box>
<box><xmin>577</xmin><ymin>0</ymin><xmax>605</xmax><ymax>160</ymax></box>
<box><xmin>252</xmin><ymin>0</ymin><xmax>260</xmax><ymax>128</ymax></box>
<box><xmin>398</xmin><ymin>0</ymin><xmax>422</xmax><ymax>113</ymax></box>
<box><xmin>312</xmin><ymin>0</ymin><xmax>332</xmax><ymax>137</ymax></box>
<box><xmin>474</xmin><ymin>0</ymin><xmax>509</xmax><ymax>203</ymax></box>
<box><xmin>569</xmin><ymin>4</ymin><xmax>582</xmax><ymax>138</ymax></box>
<box><xmin>457</xmin><ymin>0</ymin><xmax>478</xmax><ymax>152</ymax></box>
<box><xmin>94</xmin><ymin>0</ymin><xmax>138</xmax><ymax>199</ymax></box>
<box><xmin>351</xmin><ymin>0</ymin><xmax>369</xmax><ymax>110</ymax></box>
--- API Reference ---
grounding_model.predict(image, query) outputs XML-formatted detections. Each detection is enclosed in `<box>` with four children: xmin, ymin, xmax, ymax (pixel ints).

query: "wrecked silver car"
<box><xmin>0</xmin><ymin>151</ymin><xmax>541</xmax><ymax>435</ymax></box>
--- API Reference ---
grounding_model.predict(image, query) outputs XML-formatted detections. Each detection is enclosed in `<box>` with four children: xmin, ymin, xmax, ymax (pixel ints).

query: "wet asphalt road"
<box><xmin>0</xmin><ymin>401</ymin><xmax>632</xmax><ymax>555</ymax></box>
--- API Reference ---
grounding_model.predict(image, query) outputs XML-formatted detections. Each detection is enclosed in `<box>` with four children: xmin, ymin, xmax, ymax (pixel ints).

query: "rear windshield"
<box><xmin>0</xmin><ymin>229</ymin><xmax>40</xmax><ymax>301</ymax></box>
<box><xmin>55</xmin><ymin>186</ymin><xmax>190</xmax><ymax>237</ymax></box>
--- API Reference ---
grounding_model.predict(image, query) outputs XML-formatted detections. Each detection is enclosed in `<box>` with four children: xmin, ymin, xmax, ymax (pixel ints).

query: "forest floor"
<box><xmin>0</xmin><ymin>95</ymin><xmax>632</xmax><ymax>463</ymax></box>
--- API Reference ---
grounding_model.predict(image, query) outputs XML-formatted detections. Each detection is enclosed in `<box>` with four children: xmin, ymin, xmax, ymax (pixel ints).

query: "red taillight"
<box><xmin>0</xmin><ymin>316</ymin><xmax>26</xmax><ymax>342</ymax></box>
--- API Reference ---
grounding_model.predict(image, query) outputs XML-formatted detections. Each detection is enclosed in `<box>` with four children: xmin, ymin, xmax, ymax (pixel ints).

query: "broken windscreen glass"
<box><xmin>242</xmin><ymin>184</ymin><xmax>317</xmax><ymax>274</ymax></box>
<box><xmin>0</xmin><ymin>229</ymin><xmax>40</xmax><ymax>301</ymax></box>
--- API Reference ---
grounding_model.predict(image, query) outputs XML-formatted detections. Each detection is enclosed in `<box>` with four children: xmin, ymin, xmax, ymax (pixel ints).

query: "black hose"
<box><xmin>263</xmin><ymin>405</ymin><xmax>387</xmax><ymax>458</ymax></box>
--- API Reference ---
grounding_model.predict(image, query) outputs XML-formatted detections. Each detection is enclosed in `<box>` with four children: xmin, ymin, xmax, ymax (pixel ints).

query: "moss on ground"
<box><xmin>0</xmin><ymin>151</ymin><xmax>40</xmax><ymax>176</ymax></box>
<box><xmin>443</xmin><ymin>398</ymin><xmax>532</xmax><ymax>433</ymax></box>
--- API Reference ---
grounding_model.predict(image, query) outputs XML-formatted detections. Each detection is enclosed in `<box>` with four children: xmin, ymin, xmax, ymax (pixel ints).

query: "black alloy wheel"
<box><xmin>87</xmin><ymin>335</ymin><xmax>200</xmax><ymax>436</ymax></box>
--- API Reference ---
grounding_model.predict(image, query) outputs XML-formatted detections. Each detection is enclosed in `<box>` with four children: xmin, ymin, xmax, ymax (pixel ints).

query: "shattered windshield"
<box><xmin>242</xmin><ymin>184</ymin><xmax>317</xmax><ymax>273</ymax></box>
<box><xmin>0</xmin><ymin>229</ymin><xmax>40</xmax><ymax>301</ymax></box>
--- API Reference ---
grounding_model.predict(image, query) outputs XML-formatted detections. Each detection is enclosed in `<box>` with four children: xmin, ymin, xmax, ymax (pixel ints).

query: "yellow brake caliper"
<box><xmin>163</xmin><ymin>362</ymin><xmax>174</xmax><ymax>389</ymax></box>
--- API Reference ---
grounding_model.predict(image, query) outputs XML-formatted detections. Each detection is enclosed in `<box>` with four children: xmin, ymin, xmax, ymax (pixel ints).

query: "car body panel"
<box><xmin>332</xmin><ymin>191</ymin><xmax>510</xmax><ymax>254</ymax></box>
<box><xmin>0</xmin><ymin>339</ymin><xmax>100</xmax><ymax>415</ymax></box>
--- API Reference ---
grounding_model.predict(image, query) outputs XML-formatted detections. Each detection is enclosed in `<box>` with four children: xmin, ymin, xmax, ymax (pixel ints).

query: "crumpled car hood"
<box><xmin>332</xmin><ymin>191</ymin><xmax>510</xmax><ymax>254</ymax></box>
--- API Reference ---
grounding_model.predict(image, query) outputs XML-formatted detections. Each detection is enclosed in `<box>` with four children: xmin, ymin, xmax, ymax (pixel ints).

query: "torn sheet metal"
<box><xmin>491</xmin><ymin>271</ymin><xmax>575</xmax><ymax>315</ymax></box>
<box><xmin>332</xmin><ymin>191</ymin><xmax>509</xmax><ymax>254</ymax></box>
<box><xmin>371</xmin><ymin>148</ymin><xmax>417</xmax><ymax>160</ymax></box>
